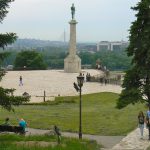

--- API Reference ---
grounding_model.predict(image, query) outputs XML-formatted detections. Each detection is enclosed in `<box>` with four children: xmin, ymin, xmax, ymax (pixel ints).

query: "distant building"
<box><xmin>97</xmin><ymin>41</ymin><xmax>110</xmax><ymax>51</ymax></box>
<box><xmin>97</xmin><ymin>41</ymin><xmax>129</xmax><ymax>51</ymax></box>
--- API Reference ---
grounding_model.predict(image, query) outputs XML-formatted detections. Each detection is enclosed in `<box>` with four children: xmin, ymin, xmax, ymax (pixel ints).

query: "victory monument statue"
<box><xmin>71</xmin><ymin>3</ymin><xmax>75</xmax><ymax>20</ymax></box>
<box><xmin>64</xmin><ymin>4</ymin><xmax>81</xmax><ymax>73</ymax></box>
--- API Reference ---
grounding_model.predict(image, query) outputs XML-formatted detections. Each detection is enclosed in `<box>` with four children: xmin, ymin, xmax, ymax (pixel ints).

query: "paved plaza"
<box><xmin>0</xmin><ymin>69</ymin><xmax>122</xmax><ymax>102</ymax></box>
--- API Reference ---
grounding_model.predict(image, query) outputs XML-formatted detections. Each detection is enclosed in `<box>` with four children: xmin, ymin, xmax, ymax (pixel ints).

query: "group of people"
<box><xmin>99</xmin><ymin>77</ymin><xmax>107</xmax><ymax>85</ymax></box>
<box><xmin>78</xmin><ymin>72</ymin><xmax>91</xmax><ymax>82</ymax></box>
<box><xmin>138</xmin><ymin>108</ymin><xmax>150</xmax><ymax>139</ymax></box>
<box><xmin>2</xmin><ymin>117</ymin><xmax>27</xmax><ymax>133</ymax></box>
<box><xmin>86</xmin><ymin>73</ymin><xmax>91</xmax><ymax>82</ymax></box>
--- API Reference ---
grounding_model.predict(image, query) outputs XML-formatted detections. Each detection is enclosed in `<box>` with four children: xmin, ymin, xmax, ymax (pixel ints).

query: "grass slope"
<box><xmin>0</xmin><ymin>92</ymin><xmax>145</xmax><ymax>135</ymax></box>
<box><xmin>0</xmin><ymin>134</ymin><xmax>100</xmax><ymax>150</ymax></box>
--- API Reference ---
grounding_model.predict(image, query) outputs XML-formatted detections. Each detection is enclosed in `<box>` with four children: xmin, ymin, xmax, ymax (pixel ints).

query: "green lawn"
<box><xmin>147</xmin><ymin>146</ymin><xmax>150</xmax><ymax>150</ymax></box>
<box><xmin>0</xmin><ymin>134</ymin><xmax>100</xmax><ymax>150</ymax></box>
<box><xmin>0</xmin><ymin>92</ymin><xmax>146</xmax><ymax>135</ymax></box>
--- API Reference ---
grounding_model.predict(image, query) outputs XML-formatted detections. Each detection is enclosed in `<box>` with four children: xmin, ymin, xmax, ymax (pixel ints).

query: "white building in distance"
<box><xmin>97</xmin><ymin>41</ymin><xmax>129</xmax><ymax>51</ymax></box>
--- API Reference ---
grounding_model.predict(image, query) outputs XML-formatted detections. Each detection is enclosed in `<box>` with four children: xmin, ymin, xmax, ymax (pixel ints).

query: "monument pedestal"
<box><xmin>64</xmin><ymin>19</ymin><xmax>81</xmax><ymax>73</ymax></box>
<box><xmin>64</xmin><ymin>54</ymin><xmax>81</xmax><ymax>73</ymax></box>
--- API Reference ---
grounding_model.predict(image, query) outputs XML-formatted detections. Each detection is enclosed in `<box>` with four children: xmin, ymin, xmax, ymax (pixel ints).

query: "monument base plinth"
<box><xmin>64</xmin><ymin>55</ymin><xmax>81</xmax><ymax>73</ymax></box>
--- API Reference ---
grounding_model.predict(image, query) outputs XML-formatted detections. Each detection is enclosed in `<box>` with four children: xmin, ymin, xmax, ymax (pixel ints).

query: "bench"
<box><xmin>0</xmin><ymin>125</ymin><xmax>25</xmax><ymax>134</ymax></box>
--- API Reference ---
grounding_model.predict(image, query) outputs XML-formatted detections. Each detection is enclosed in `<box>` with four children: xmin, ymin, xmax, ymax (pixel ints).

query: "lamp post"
<box><xmin>73</xmin><ymin>74</ymin><xmax>84</xmax><ymax>139</ymax></box>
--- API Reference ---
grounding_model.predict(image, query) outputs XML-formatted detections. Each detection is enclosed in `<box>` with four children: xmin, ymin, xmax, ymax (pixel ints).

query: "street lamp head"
<box><xmin>73</xmin><ymin>82</ymin><xmax>79</xmax><ymax>92</ymax></box>
<box><xmin>77</xmin><ymin>76</ymin><xmax>84</xmax><ymax>87</ymax></box>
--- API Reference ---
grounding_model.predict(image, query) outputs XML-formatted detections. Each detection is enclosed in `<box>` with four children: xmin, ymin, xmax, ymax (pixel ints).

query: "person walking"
<box><xmin>138</xmin><ymin>111</ymin><xmax>145</xmax><ymax>139</ymax></box>
<box><xmin>146</xmin><ymin>107</ymin><xmax>150</xmax><ymax>140</ymax></box>
<box><xmin>19</xmin><ymin>76</ymin><xmax>23</xmax><ymax>86</ymax></box>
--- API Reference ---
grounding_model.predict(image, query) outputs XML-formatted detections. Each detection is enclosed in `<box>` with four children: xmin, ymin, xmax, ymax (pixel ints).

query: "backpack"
<box><xmin>138</xmin><ymin>116</ymin><xmax>144</xmax><ymax>124</ymax></box>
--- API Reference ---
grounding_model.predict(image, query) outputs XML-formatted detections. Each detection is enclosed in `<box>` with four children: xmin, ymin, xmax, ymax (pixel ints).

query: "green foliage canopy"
<box><xmin>0</xmin><ymin>0</ymin><xmax>17</xmax><ymax>49</ymax></box>
<box><xmin>14</xmin><ymin>51</ymin><xmax>47</xmax><ymax>70</ymax></box>
<box><xmin>117</xmin><ymin>0</ymin><xmax>150</xmax><ymax>108</ymax></box>
<box><xmin>3</xmin><ymin>48</ymin><xmax>131</xmax><ymax>70</ymax></box>
<box><xmin>79</xmin><ymin>50</ymin><xmax>131</xmax><ymax>70</ymax></box>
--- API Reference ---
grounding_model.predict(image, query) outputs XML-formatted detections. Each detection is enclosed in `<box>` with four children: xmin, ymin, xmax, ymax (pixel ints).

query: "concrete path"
<box><xmin>26</xmin><ymin>128</ymin><xmax>124</xmax><ymax>149</ymax></box>
<box><xmin>111</xmin><ymin>128</ymin><xmax>150</xmax><ymax>150</ymax></box>
<box><xmin>26</xmin><ymin>128</ymin><xmax>150</xmax><ymax>150</ymax></box>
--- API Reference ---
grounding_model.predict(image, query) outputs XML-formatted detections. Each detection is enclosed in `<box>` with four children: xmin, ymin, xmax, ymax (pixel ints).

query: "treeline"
<box><xmin>2</xmin><ymin>48</ymin><xmax>131</xmax><ymax>71</ymax></box>
<box><xmin>40</xmin><ymin>47</ymin><xmax>67</xmax><ymax>69</ymax></box>
<box><xmin>80</xmin><ymin>50</ymin><xmax>132</xmax><ymax>70</ymax></box>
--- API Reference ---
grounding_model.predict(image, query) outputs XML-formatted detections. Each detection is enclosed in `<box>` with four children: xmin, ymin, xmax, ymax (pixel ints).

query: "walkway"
<box><xmin>26</xmin><ymin>128</ymin><xmax>150</xmax><ymax>150</ymax></box>
<box><xmin>112</xmin><ymin>128</ymin><xmax>150</xmax><ymax>150</ymax></box>
<box><xmin>26</xmin><ymin>128</ymin><xmax>124</xmax><ymax>149</ymax></box>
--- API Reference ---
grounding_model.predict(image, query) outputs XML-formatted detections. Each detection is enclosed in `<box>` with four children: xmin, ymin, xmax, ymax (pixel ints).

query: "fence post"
<box><xmin>44</xmin><ymin>90</ymin><xmax>46</xmax><ymax>102</ymax></box>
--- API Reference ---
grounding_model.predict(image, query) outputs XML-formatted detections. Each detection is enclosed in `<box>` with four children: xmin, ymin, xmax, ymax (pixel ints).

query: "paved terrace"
<box><xmin>0</xmin><ymin>70</ymin><xmax>122</xmax><ymax>103</ymax></box>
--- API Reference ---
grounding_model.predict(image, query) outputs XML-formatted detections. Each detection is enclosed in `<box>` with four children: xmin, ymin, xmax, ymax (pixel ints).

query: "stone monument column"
<box><xmin>64</xmin><ymin>4</ymin><xmax>81</xmax><ymax>73</ymax></box>
<box><xmin>69</xmin><ymin>20</ymin><xmax>77</xmax><ymax>56</ymax></box>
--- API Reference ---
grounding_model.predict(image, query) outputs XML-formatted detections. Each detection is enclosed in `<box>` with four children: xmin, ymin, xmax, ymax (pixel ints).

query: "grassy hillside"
<box><xmin>0</xmin><ymin>92</ymin><xmax>146</xmax><ymax>135</ymax></box>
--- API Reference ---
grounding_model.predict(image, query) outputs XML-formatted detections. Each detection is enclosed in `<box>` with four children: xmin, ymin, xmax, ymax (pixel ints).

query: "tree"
<box><xmin>117</xmin><ymin>0</ymin><xmax>150</xmax><ymax>108</ymax></box>
<box><xmin>14</xmin><ymin>51</ymin><xmax>47</xmax><ymax>70</ymax></box>
<box><xmin>0</xmin><ymin>0</ymin><xmax>17</xmax><ymax>49</ymax></box>
<box><xmin>0</xmin><ymin>0</ymin><xmax>29</xmax><ymax>111</ymax></box>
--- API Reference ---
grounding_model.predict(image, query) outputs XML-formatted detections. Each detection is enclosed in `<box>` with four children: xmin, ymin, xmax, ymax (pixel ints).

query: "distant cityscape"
<box><xmin>4</xmin><ymin>39</ymin><xmax>129</xmax><ymax>53</ymax></box>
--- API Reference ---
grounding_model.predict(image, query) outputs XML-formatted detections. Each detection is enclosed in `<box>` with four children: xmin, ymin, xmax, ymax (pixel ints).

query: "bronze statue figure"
<box><xmin>71</xmin><ymin>3</ymin><xmax>75</xmax><ymax>20</ymax></box>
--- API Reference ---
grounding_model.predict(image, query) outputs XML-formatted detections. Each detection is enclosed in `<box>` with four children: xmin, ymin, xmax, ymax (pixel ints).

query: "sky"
<box><xmin>0</xmin><ymin>0</ymin><xmax>140</xmax><ymax>42</ymax></box>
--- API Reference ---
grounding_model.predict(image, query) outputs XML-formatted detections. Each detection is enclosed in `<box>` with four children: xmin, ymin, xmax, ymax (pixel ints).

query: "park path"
<box><xmin>26</xmin><ymin>128</ymin><xmax>124</xmax><ymax>149</ymax></box>
<box><xmin>26</xmin><ymin>127</ymin><xmax>150</xmax><ymax>150</ymax></box>
<box><xmin>111</xmin><ymin>128</ymin><xmax>150</xmax><ymax>150</ymax></box>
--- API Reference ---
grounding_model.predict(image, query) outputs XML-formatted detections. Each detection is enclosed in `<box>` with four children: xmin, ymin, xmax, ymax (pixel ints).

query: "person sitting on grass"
<box><xmin>2</xmin><ymin>117</ymin><xmax>11</xmax><ymax>126</ymax></box>
<box><xmin>19</xmin><ymin>118</ymin><xmax>27</xmax><ymax>134</ymax></box>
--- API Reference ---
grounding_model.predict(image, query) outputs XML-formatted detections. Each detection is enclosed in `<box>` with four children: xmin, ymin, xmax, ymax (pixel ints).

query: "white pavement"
<box><xmin>112</xmin><ymin>127</ymin><xmax>150</xmax><ymax>150</ymax></box>
<box><xmin>0</xmin><ymin>70</ymin><xmax>122</xmax><ymax>103</ymax></box>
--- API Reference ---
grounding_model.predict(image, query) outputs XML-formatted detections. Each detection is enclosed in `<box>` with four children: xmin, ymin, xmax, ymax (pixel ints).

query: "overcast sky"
<box><xmin>0</xmin><ymin>0</ymin><xmax>140</xmax><ymax>42</ymax></box>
